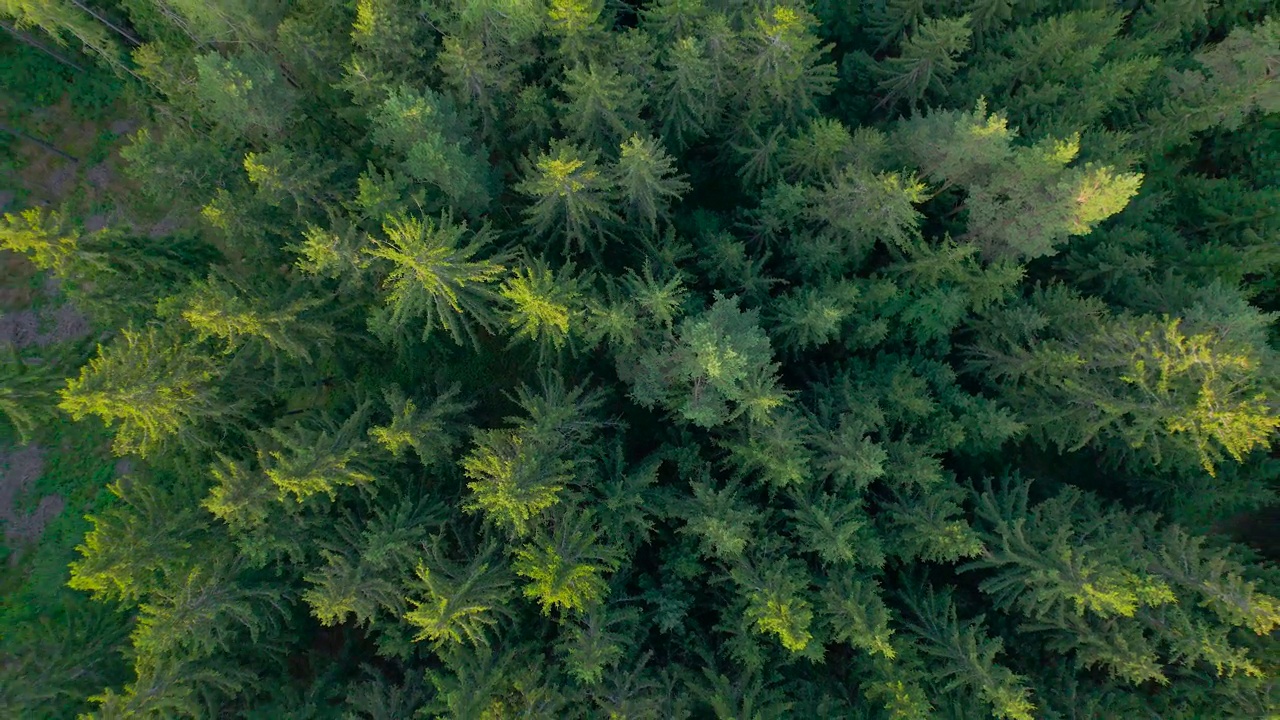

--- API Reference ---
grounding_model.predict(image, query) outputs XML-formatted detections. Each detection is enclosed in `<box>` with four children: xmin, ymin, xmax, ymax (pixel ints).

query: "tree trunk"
<box><xmin>0</xmin><ymin>123</ymin><xmax>79</xmax><ymax>163</ymax></box>
<box><xmin>67</xmin><ymin>0</ymin><xmax>141</xmax><ymax>47</ymax></box>
<box><xmin>0</xmin><ymin>21</ymin><xmax>85</xmax><ymax>72</ymax></box>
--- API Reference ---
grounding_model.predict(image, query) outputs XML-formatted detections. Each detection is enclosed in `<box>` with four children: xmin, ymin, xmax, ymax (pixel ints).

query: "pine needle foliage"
<box><xmin>6</xmin><ymin>0</ymin><xmax>1280</xmax><ymax>716</ymax></box>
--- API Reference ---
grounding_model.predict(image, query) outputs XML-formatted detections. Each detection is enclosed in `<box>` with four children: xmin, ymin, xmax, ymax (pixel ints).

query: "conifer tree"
<box><xmin>368</xmin><ymin>383</ymin><xmax>472</xmax><ymax>466</ymax></box>
<box><xmin>1140</xmin><ymin>18</ymin><xmax>1280</xmax><ymax>151</ymax></box>
<box><xmin>556</xmin><ymin>602</ymin><xmax>636</xmax><ymax>684</ymax></box>
<box><xmin>780</xmin><ymin>117</ymin><xmax>856</xmax><ymax>184</ymax></box>
<box><xmin>736</xmin><ymin>3</ymin><xmax>836</xmax><ymax>125</ymax></box>
<box><xmin>130</xmin><ymin>555</ymin><xmax>289</xmax><ymax>664</ymax></box>
<box><xmin>369</xmin><ymin>85</ymin><xmax>494</xmax><ymax>215</ymax></box>
<box><xmin>655</xmin><ymin>36</ymin><xmax>721</xmax><ymax>150</ymax></box>
<box><xmin>242</xmin><ymin>146</ymin><xmax>336</xmax><ymax>214</ymax></box>
<box><xmin>970</xmin><ymin>292</ymin><xmax>1280</xmax><ymax>475</ymax></box>
<box><xmin>498</xmin><ymin>257</ymin><xmax>586</xmax><ymax>356</ymax></box>
<box><xmin>513</xmin><ymin>508</ymin><xmax>621</xmax><ymax>615</ymax></box>
<box><xmin>768</xmin><ymin>282</ymin><xmax>862</xmax><ymax>352</ymax></box>
<box><xmin>351</xmin><ymin>0</ymin><xmax>427</xmax><ymax>78</ymax></box>
<box><xmin>612</xmin><ymin>134</ymin><xmax>691</xmax><ymax>235</ymax></box>
<box><xmin>546</xmin><ymin>0</ymin><xmax>607</xmax><ymax>61</ymax></box>
<box><xmin>965</xmin><ymin>478</ymin><xmax>1280</xmax><ymax>684</ymax></box>
<box><xmin>405</xmin><ymin>537</ymin><xmax>516</xmax><ymax>648</ymax></box>
<box><xmin>58</xmin><ymin>326</ymin><xmax>231</xmax><ymax>457</ymax></box>
<box><xmin>462</xmin><ymin>375</ymin><xmax>604</xmax><ymax>537</ymax></box>
<box><xmin>897</xmin><ymin>580</ymin><xmax>1037</xmax><ymax>720</ymax></box>
<box><xmin>679</xmin><ymin>476</ymin><xmax>759</xmax><ymax>561</ymax></box>
<box><xmin>192</xmin><ymin>50</ymin><xmax>298</xmax><ymax>140</ymax></box>
<box><xmin>875</xmin><ymin>15</ymin><xmax>972</xmax><ymax>109</ymax></box>
<box><xmin>820</xmin><ymin>569</ymin><xmax>896</xmax><ymax>659</ymax></box>
<box><xmin>0</xmin><ymin>206</ymin><xmax>87</xmax><ymax>274</ymax></box>
<box><xmin>0</xmin><ymin>0</ymin><xmax>132</xmax><ymax>73</ymax></box>
<box><xmin>731</xmin><ymin>552</ymin><xmax>817</xmax><ymax>653</ymax></box>
<box><xmin>304</xmin><ymin>496</ymin><xmax>441</xmax><ymax>627</ymax></box>
<box><xmin>68</xmin><ymin>475</ymin><xmax>209</xmax><ymax>606</ymax></box>
<box><xmin>557</xmin><ymin>62</ymin><xmax>645</xmax><ymax>151</ymax></box>
<box><xmin>516</xmin><ymin>140</ymin><xmax>620</xmax><ymax>257</ymax></box>
<box><xmin>0</xmin><ymin>345</ymin><xmax>72</xmax><ymax>442</ymax></box>
<box><xmin>462</xmin><ymin>428</ymin><xmax>575</xmax><ymax>537</ymax></box>
<box><xmin>632</xmin><ymin>294</ymin><xmax>788</xmax><ymax>428</ymax></box>
<box><xmin>11</xmin><ymin>1</ymin><xmax>1280</xmax><ymax>716</ymax></box>
<box><xmin>202</xmin><ymin>454</ymin><xmax>294</xmax><ymax>567</ymax></box>
<box><xmin>161</xmin><ymin>275</ymin><xmax>331</xmax><ymax>363</ymax></box>
<box><xmin>364</xmin><ymin>211</ymin><xmax>507</xmax><ymax>346</ymax></box>
<box><xmin>259</xmin><ymin>408</ymin><xmax>376</xmax><ymax>503</ymax></box>
<box><xmin>435</xmin><ymin>34</ymin><xmax>515</xmax><ymax>138</ymax></box>
<box><xmin>896</xmin><ymin>103</ymin><xmax>1142</xmax><ymax>260</ymax></box>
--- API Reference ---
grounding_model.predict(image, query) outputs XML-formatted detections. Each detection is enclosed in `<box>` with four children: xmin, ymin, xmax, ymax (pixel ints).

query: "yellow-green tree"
<box><xmin>59</xmin><ymin>326</ymin><xmax>231</xmax><ymax>457</ymax></box>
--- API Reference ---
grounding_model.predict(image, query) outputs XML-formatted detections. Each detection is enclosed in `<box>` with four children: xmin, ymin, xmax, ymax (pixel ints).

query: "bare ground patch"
<box><xmin>0</xmin><ymin>445</ymin><xmax>63</xmax><ymax>560</ymax></box>
<box><xmin>0</xmin><ymin>303</ymin><xmax>90</xmax><ymax>349</ymax></box>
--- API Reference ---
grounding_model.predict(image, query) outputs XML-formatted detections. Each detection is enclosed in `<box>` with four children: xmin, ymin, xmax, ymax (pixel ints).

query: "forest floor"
<box><xmin>0</xmin><ymin>444</ymin><xmax>58</xmax><ymax>553</ymax></box>
<box><xmin>0</xmin><ymin>76</ymin><xmax>136</xmax><ymax>593</ymax></box>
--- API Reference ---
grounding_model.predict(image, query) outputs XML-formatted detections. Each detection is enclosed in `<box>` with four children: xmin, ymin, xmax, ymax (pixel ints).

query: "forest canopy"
<box><xmin>1</xmin><ymin>0</ymin><xmax>1279</xmax><ymax>718</ymax></box>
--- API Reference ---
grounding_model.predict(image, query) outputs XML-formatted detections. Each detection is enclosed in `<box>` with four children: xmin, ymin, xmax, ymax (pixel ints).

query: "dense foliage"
<box><xmin>2</xmin><ymin>0</ymin><xmax>1279</xmax><ymax>717</ymax></box>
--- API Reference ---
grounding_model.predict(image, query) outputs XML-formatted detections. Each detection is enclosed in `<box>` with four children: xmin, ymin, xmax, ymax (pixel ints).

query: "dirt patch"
<box><xmin>40</xmin><ymin>274</ymin><xmax>61</xmax><ymax>297</ymax></box>
<box><xmin>0</xmin><ymin>303</ymin><xmax>90</xmax><ymax>349</ymax></box>
<box><xmin>0</xmin><ymin>252</ymin><xmax>38</xmax><ymax>311</ymax></box>
<box><xmin>0</xmin><ymin>444</ymin><xmax>63</xmax><ymax>554</ymax></box>
<box><xmin>109</xmin><ymin>118</ymin><xmax>140</xmax><ymax>136</ymax></box>
<box><xmin>0</xmin><ymin>310</ymin><xmax>40</xmax><ymax>348</ymax></box>
<box><xmin>85</xmin><ymin>162</ymin><xmax>113</xmax><ymax>191</ymax></box>
<box><xmin>45</xmin><ymin>303</ymin><xmax>89</xmax><ymax>343</ymax></box>
<box><xmin>6</xmin><ymin>496</ymin><xmax>65</xmax><ymax>554</ymax></box>
<box><xmin>149</xmin><ymin>213</ymin><xmax>180</xmax><ymax>238</ymax></box>
<box><xmin>84</xmin><ymin>213</ymin><xmax>109</xmax><ymax>232</ymax></box>
<box><xmin>44</xmin><ymin>164</ymin><xmax>76</xmax><ymax>198</ymax></box>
